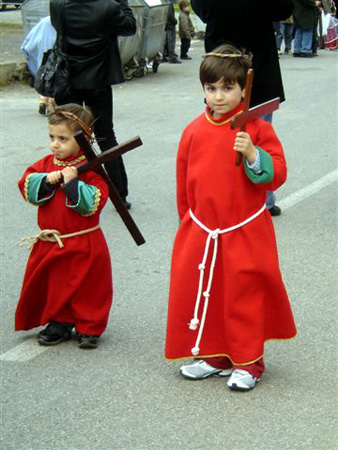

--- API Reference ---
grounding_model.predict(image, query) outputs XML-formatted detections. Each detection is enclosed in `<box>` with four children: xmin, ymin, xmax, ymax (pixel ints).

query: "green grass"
<box><xmin>0</xmin><ymin>22</ymin><xmax>23</xmax><ymax>30</ymax></box>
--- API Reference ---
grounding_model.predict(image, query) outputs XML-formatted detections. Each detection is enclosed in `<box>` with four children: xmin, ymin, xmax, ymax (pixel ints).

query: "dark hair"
<box><xmin>200</xmin><ymin>44</ymin><xmax>252</xmax><ymax>89</ymax></box>
<box><xmin>48</xmin><ymin>103</ymin><xmax>94</xmax><ymax>139</ymax></box>
<box><xmin>179</xmin><ymin>1</ymin><xmax>189</xmax><ymax>11</ymax></box>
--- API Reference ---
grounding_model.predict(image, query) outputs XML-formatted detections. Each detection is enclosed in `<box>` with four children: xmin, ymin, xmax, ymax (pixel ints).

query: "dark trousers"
<box><xmin>180</xmin><ymin>38</ymin><xmax>191</xmax><ymax>57</ymax></box>
<box><xmin>55</xmin><ymin>87</ymin><xmax>129</xmax><ymax>200</ymax></box>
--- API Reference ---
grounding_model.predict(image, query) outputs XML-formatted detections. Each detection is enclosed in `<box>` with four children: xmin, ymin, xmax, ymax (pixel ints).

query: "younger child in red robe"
<box><xmin>165</xmin><ymin>44</ymin><xmax>297</xmax><ymax>390</ymax></box>
<box><xmin>16</xmin><ymin>104</ymin><xmax>113</xmax><ymax>349</ymax></box>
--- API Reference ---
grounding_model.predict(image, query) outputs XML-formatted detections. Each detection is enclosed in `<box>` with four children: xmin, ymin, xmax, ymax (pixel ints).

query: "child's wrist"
<box><xmin>246</xmin><ymin>148</ymin><xmax>258</xmax><ymax>164</ymax></box>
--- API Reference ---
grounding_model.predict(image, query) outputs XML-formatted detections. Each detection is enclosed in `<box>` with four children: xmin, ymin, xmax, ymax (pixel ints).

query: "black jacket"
<box><xmin>191</xmin><ymin>0</ymin><xmax>294</xmax><ymax>106</ymax></box>
<box><xmin>50</xmin><ymin>0</ymin><xmax>136</xmax><ymax>88</ymax></box>
<box><xmin>293</xmin><ymin>0</ymin><xmax>317</xmax><ymax>30</ymax></box>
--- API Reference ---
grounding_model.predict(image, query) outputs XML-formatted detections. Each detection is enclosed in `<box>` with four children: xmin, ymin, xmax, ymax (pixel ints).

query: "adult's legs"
<box><xmin>55</xmin><ymin>88</ymin><xmax>129</xmax><ymax>201</ymax></box>
<box><xmin>261</xmin><ymin>113</ymin><xmax>280</xmax><ymax>214</ymax></box>
<box><xmin>167</xmin><ymin>28</ymin><xmax>177</xmax><ymax>59</ymax></box>
<box><xmin>301</xmin><ymin>29</ymin><xmax>314</xmax><ymax>53</ymax></box>
<box><xmin>294</xmin><ymin>28</ymin><xmax>302</xmax><ymax>53</ymax></box>
<box><xmin>284</xmin><ymin>23</ymin><xmax>293</xmax><ymax>52</ymax></box>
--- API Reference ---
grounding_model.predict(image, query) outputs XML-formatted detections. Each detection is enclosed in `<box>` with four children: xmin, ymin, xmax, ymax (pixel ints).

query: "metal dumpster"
<box><xmin>21</xmin><ymin>0</ymin><xmax>49</xmax><ymax>36</ymax></box>
<box><xmin>135</xmin><ymin>0</ymin><xmax>170</xmax><ymax>76</ymax></box>
<box><xmin>118</xmin><ymin>0</ymin><xmax>145</xmax><ymax>80</ymax></box>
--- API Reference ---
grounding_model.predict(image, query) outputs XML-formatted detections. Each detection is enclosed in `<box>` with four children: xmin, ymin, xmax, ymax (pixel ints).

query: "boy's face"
<box><xmin>49</xmin><ymin>123</ymin><xmax>81</xmax><ymax>160</ymax></box>
<box><xmin>203</xmin><ymin>79</ymin><xmax>244</xmax><ymax>119</ymax></box>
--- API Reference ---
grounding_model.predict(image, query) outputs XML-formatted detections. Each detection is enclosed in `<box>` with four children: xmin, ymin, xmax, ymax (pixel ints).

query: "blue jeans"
<box><xmin>277</xmin><ymin>23</ymin><xmax>293</xmax><ymax>52</ymax></box>
<box><xmin>294</xmin><ymin>28</ymin><xmax>313</xmax><ymax>53</ymax></box>
<box><xmin>261</xmin><ymin>113</ymin><xmax>276</xmax><ymax>209</ymax></box>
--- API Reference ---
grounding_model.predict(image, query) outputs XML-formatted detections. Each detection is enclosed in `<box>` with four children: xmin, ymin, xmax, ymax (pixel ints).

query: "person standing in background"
<box><xmin>50</xmin><ymin>0</ymin><xmax>136</xmax><ymax>209</ymax></box>
<box><xmin>163</xmin><ymin>0</ymin><xmax>181</xmax><ymax>64</ymax></box>
<box><xmin>293</xmin><ymin>0</ymin><xmax>322</xmax><ymax>57</ymax></box>
<box><xmin>178</xmin><ymin>1</ymin><xmax>195</xmax><ymax>60</ymax></box>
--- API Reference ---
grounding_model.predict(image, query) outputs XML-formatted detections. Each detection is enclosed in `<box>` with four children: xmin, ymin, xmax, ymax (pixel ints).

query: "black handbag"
<box><xmin>34</xmin><ymin>0</ymin><xmax>71</xmax><ymax>98</ymax></box>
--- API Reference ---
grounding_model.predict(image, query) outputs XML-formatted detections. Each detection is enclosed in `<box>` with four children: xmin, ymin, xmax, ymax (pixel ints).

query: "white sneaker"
<box><xmin>180</xmin><ymin>360</ymin><xmax>233</xmax><ymax>380</ymax></box>
<box><xmin>227</xmin><ymin>369</ymin><xmax>259</xmax><ymax>391</ymax></box>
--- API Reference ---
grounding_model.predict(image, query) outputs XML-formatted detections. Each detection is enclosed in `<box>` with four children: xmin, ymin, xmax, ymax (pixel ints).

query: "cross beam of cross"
<box><xmin>231</xmin><ymin>69</ymin><xmax>280</xmax><ymax>166</ymax></box>
<box><xmin>74</xmin><ymin>131</ymin><xmax>145</xmax><ymax>246</ymax></box>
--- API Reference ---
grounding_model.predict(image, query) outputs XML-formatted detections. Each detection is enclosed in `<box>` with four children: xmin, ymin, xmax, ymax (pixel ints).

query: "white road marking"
<box><xmin>1</xmin><ymin>170</ymin><xmax>337</xmax><ymax>362</ymax></box>
<box><xmin>278</xmin><ymin>170</ymin><xmax>338</xmax><ymax>211</ymax></box>
<box><xmin>0</xmin><ymin>338</ymin><xmax>49</xmax><ymax>361</ymax></box>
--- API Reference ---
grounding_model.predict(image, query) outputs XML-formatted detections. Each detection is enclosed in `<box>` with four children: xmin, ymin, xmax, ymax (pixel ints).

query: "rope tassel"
<box><xmin>188</xmin><ymin>205</ymin><xmax>266</xmax><ymax>356</ymax></box>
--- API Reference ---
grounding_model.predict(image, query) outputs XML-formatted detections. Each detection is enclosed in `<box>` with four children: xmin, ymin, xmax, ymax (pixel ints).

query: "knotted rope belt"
<box><xmin>188</xmin><ymin>204</ymin><xmax>266</xmax><ymax>356</ymax></box>
<box><xmin>20</xmin><ymin>224</ymin><xmax>101</xmax><ymax>249</ymax></box>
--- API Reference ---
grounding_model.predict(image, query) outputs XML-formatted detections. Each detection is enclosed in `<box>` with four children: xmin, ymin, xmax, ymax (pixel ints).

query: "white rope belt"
<box><xmin>19</xmin><ymin>224</ymin><xmax>101</xmax><ymax>249</ymax></box>
<box><xmin>188</xmin><ymin>204</ymin><xmax>266</xmax><ymax>356</ymax></box>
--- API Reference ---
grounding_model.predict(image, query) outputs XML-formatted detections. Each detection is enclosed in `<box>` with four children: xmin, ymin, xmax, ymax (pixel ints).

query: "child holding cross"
<box><xmin>165</xmin><ymin>44</ymin><xmax>297</xmax><ymax>391</ymax></box>
<box><xmin>16</xmin><ymin>104</ymin><xmax>113</xmax><ymax>349</ymax></box>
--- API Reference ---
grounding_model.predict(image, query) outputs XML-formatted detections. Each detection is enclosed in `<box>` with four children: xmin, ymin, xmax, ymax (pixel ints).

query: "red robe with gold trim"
<box><xmin>165</xmin><ymin>105</ymin><xmax>297</xmax><ymax>365</ymax></box>
<box><xmin>16</xmin><ymin>152</ymin><xmax>113</xmax><ymax>336</ymax></box>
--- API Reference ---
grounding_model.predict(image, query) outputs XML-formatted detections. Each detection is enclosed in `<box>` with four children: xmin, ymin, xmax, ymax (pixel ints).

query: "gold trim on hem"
<box><xmin>165</xmin><ymin>333</ymin><xmax>298</xmax><ymax>366</ymax></box>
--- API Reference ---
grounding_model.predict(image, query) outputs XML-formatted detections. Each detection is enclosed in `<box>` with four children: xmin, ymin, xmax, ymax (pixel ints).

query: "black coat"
<box><xmin>50</xmin><ymin>0</ymin><xmax>136</xmax><ymax>88</ymax></box>
<box><xmin>293</xmin><ymin>0</ymin><xmax>317</xmax><ymax>30</ymax></box>
<box><xmin>191</xmin><ymin>0</ymin><xmax>294</xmax><ymax>106</ymax></box>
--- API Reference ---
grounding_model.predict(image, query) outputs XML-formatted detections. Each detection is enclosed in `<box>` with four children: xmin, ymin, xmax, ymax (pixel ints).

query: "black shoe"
<box><xmin>78</xmin><ymin>334</ymin><xmax>99</xmax><ymax>349</ymax></box>
<box><xmin>300</xmin><ymin>52</ymin><xmax>314</xmax><ymax>58</ymax></box>
<box><xmin>180</xmin><ymin>56</ymin><xmax>192</xmax><ymax>60</ymax></box>
<box><xmin>268</xmin><ymin>205</ymin><xmax>282</xmax><ymax>216</ymax></box>
<box><xmin>293</xmin><ymin>53</ymin><xmax>302</xmax><ymax>57</ymax></box>
<box><xmin>38</xmin><ymin>102</ymin><xmax>47</xmax><ymax>116</ymax></box>
<box><xmin>123</xmin><ymin>200</ymin><xmax>132</xmax><ymax>210</ymax></box>
<box><xmin>168</xmin><ymin>58</ymin><xmax>182</xmax><ymax>64</ymax></box>
<box><xmin>38</xmin><ymin>321</ymin><xmax>73</xmax><ymax>346</ymax></box>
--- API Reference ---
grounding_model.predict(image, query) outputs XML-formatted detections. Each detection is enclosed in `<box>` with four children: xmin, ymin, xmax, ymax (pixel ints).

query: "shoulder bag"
<box><xmin>34</xmin><ymin>0</ymin><xmax>71</xmax><ymax>98</ymax></box>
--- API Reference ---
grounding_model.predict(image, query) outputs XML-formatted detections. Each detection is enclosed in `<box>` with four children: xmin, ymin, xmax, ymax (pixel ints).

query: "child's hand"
<box><xmin>62</xmin><ymin>166</ymin><xmax>78</xmax><ymax>184</ymax></box>
<box><xmin>47</xmin><ymin>170</ymin><xmax>62</xmax><ymax>185</ymax></box>
<box><xmin>234</xmin><ymin>131</ymin><xmax>257</xmax><ymax>164</ymax></box>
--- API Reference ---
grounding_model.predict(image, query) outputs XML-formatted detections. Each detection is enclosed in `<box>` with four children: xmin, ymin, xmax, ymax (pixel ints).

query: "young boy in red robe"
<box><xmin>165</xmin><ymin>44</ymin><xmax>297</xmax><ymax>390</ymax></box>
<box><xmin>16</xmin><ymin>104</ymin><xmax>112</xmax><ymax>349</ymax></box>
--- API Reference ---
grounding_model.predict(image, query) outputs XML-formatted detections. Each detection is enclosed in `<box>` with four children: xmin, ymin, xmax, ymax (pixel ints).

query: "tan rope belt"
<box><xmin>20</xmin><ymin>224</ymin><xmax>101</xmax><ymax>249</ymax></box>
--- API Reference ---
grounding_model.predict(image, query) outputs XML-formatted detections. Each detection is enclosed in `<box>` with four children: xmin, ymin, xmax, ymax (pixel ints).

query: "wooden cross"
<box><xmin>231</xmin><ymin>69</ymin><xmax>280</xmax><ymax>166</ymax></box>
<box><xmin>74</xmin><ymin>131</ymin><xmax>145</xmax><ymax>246</ymax></box>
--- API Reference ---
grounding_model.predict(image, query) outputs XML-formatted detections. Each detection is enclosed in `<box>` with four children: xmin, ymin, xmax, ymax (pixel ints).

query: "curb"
<box><xmin>0</xmin><ymin>60</ymin><xmax>28</xmax><ymax>86</ymax></box>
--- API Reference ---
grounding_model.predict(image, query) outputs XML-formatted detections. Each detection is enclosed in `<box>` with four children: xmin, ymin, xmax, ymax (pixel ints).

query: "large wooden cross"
<box><xmin>74</xmin><ymin>131</ymin><xmax>145</xmax><ymax>246</ymax></box>
<box><xmin>231</xmin><ymin>69</ymin><xmax>280</xmax><ymax>166</ymax></box>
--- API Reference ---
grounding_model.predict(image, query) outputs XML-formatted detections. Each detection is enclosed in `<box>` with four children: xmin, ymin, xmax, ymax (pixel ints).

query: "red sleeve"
<box><xmin>176</xmin><ymin>128</ymin><xmax>191</xmax><ymax>220</ymax></box>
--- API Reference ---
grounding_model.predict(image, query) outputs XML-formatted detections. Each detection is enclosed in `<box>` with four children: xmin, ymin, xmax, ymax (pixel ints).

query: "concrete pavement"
<box><xmin>1</xmin><ymin>39</ymin><xmax>337</xmax><ymax>450</ymax></box>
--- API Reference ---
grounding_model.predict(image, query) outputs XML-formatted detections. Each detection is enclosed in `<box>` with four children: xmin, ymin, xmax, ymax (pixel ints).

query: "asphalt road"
<box><xmin>1</xmin><ymin>40</ymin><xmax>337</xmax><ymax>450</ymax></box>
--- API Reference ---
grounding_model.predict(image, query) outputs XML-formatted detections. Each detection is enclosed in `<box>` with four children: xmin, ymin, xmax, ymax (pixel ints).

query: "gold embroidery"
<box><xmin>165</xmin><ymin>333</ymin><xmax>298</xmax><ymax>365</ymax></box>
<box><xmin>24</xmin><ymin>174</ymin><xmax>33</xmax><ymax>202</ymax></box>
<box><xmin>53</xmin><ymin>155</ymin><xmax>86</xmax><ymax>166</ymax></box>
<box><xmin>205</xmin><ymin>110</ymin><xmax>242</xmax><ymax>126</ymax></box>
<box><xmin>83</xmin><ymin>188</ymin><xmax>101</xmax><ymax>217</ymax></box>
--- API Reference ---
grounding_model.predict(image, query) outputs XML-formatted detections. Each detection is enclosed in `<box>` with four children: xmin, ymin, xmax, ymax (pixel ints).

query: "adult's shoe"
<box><xmin>268</xmin><ymin>205</ymin><xmax>282</xmax><ymax>216</ymax></box>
